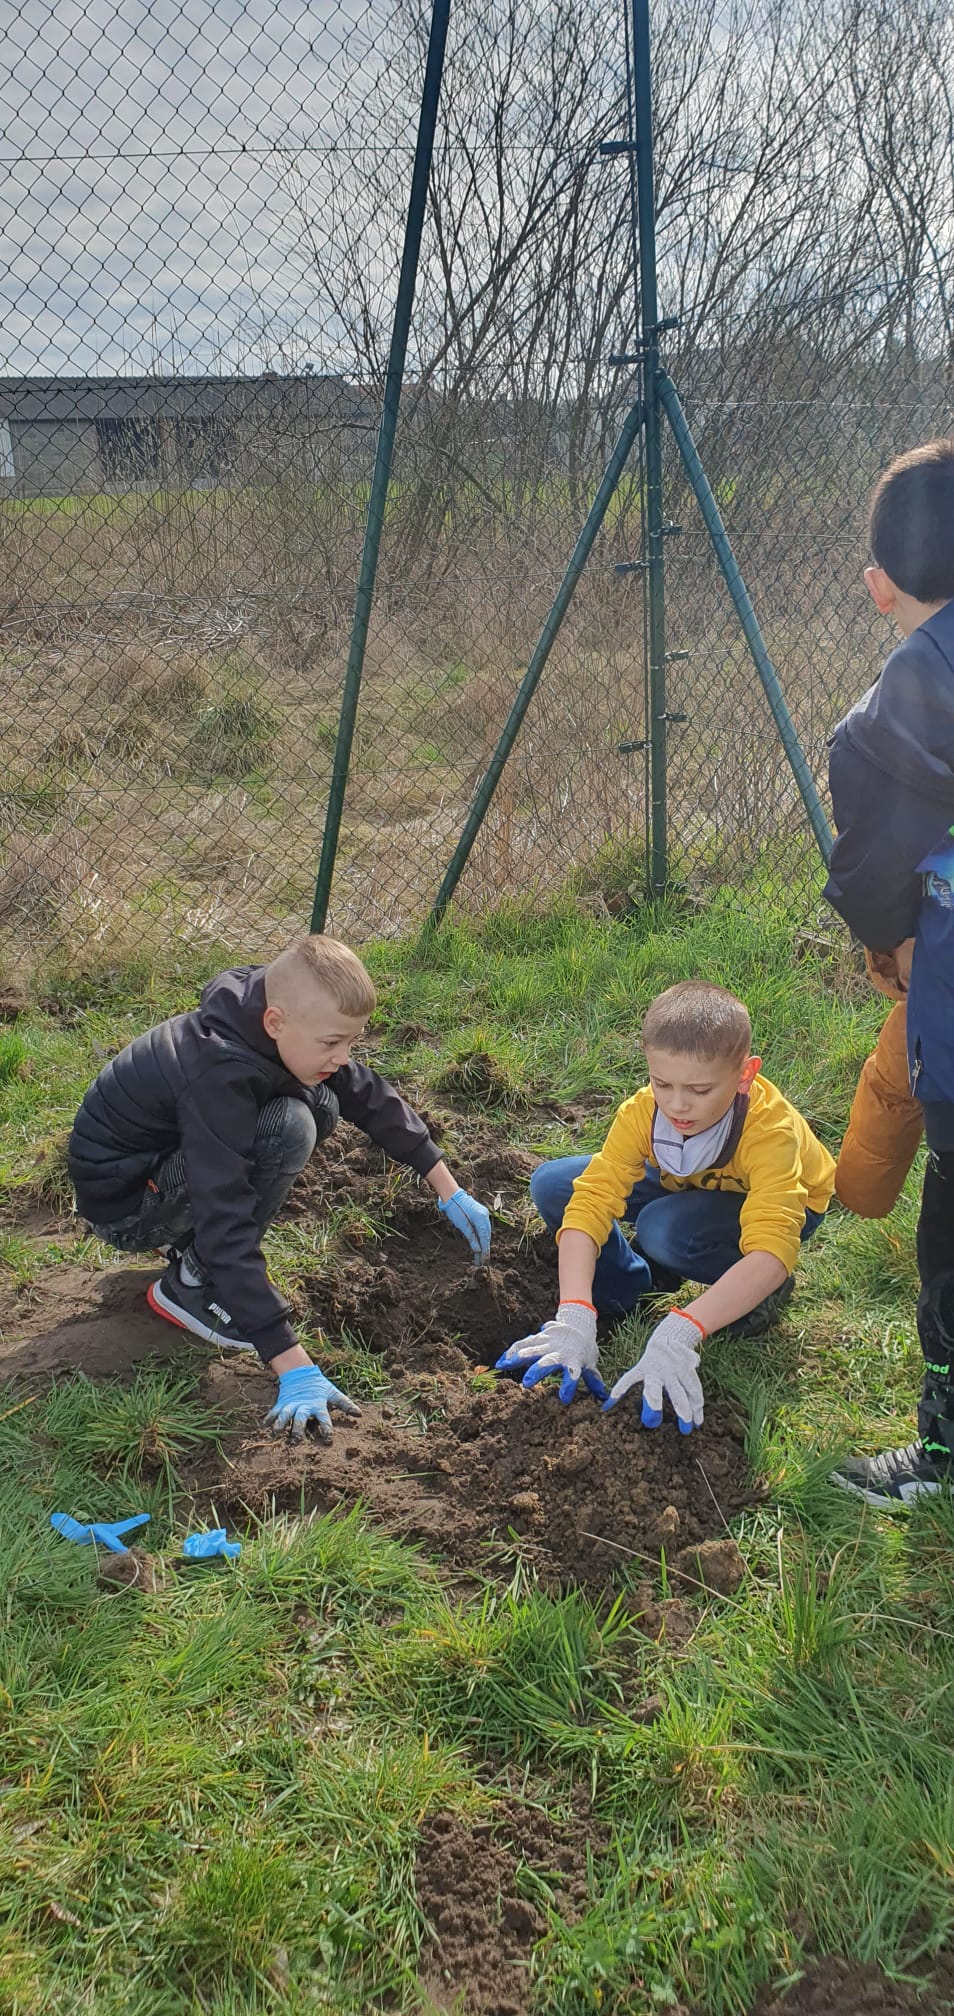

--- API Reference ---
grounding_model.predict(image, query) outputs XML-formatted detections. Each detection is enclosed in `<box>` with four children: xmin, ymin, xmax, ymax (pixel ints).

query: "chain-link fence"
<box><xmin>1</xmin><ymin>0</ymin><xmax>952</xmax><ymax>978</ymax></box>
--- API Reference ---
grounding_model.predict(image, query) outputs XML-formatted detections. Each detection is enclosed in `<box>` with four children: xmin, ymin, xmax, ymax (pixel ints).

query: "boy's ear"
<box><xmin>262</xmin><ymin>1004</ymin><xmax>284</xmax><ymax>1041</ymax></box>
<box><xmin>738</xmin><ymin>1055</ymin><xmax>761</xmax><ymax>1093</ymax></box>
<box><xmin>864</xmin><ymin>564</ymin><xmax>898</xmax><ymax>618</ymax></box>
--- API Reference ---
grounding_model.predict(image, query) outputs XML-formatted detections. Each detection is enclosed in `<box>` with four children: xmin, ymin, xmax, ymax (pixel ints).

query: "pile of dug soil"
<box><xmin>182</xmin><ymin>1363</ymin><xmax>754</xmax><ymax>1593</ymax></box>
<box><xmin>416</xmin><ymin>1796</ymin><xmax>607</xmax><ymax>2015</ymax></box>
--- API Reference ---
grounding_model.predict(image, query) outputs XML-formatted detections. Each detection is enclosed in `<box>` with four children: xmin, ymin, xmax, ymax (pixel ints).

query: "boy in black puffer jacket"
<box><xmin>69</xmin><ymin>935</ymin><xmax>491</xmax><ymax>1441</ymax></box>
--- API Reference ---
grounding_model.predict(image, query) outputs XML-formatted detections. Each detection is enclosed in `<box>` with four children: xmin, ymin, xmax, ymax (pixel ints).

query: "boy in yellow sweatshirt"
<box><xmin>497</xmin><ymin>981</ymin><xmax>835</xmax><ymax>1433</ymax></box>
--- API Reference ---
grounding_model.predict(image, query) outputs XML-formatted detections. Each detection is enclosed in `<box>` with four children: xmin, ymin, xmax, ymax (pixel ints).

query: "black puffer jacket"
<box><xmin>68</xmin><ymin>966</ymin><xmax>442</xmax><ymax>1361</ymax></box>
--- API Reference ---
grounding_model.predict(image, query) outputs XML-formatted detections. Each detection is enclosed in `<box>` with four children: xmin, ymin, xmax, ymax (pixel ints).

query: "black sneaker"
<box><xmin>830</xmin><ymin>1438</ymin><xmax>950</xmax><ymax>1507</ymax></box>
<box><xmin>146</xmin><ymin>1262</ymin><xmax>257</xmax><ymax>1353</ymax></box>
<box><xmin>729</xmin><ymin>1273</ymin><xmax>796</xmax><ymax>1338</ymax></box>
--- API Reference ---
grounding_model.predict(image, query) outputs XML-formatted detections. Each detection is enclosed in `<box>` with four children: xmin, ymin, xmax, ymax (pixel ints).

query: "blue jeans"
<box><xmin>530</xmin><ymin>1156</ymin><xmax>824</xmax><ymax>1315</ymax></box>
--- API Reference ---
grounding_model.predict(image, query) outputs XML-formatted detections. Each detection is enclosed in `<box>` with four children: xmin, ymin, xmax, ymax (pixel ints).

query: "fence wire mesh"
<box><xmin>1</xmin><ymin>0</ymin><xmax>953</xmax><ymax>977</ymax></box>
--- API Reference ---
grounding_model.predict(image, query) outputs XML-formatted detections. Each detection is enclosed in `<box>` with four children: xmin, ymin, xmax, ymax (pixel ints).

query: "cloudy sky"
<box><xmin>0</xmin><ymin>0</ymin><xmax>412</xmax><ymax>375</ymax></box>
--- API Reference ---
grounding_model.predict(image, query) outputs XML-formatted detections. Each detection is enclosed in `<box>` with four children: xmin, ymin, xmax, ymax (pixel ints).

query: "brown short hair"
<box><xmin>265</xmin><ymin>935</ymin><xmax>377</xmax><ymax>1018</ymax></box>
<box><xmin>869</xmin><ymin>440</ymin><xmax>954</xmax><ymax>601</ymax></box>
<box><xmin>641</xmin><ymin>981</ymin><xmax>751</xmax><ymax>1065</ymax></box>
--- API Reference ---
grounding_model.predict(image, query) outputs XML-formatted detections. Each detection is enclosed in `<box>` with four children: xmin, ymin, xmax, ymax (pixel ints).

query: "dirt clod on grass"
<box><xmin>96</xmin><ymin>1548</ymin><xmax>162</xmax><ymax>1593</ymax></box>
<box><xmin>671</xmin><ymin>1536</ymin><xmax>746</xmax><ymax>1597</ymax></box>
<box><xmin>753</xmin><ymin>1955</ymin><xmax>945</xmax><ymax>2016</ymax></box>
<box><xmin>416</xmin><ymin>1797</ymin><xmax>606</xmax><ymax>2015</ymax></box>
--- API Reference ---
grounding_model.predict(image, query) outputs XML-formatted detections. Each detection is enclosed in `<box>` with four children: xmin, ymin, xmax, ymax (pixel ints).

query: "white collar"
<box><xmin>652</xmin><ymin>1099</ymin><xmax>738</xmax><ymax>1177</ymax></box>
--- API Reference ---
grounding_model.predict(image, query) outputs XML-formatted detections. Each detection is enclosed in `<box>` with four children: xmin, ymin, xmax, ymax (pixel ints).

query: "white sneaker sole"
<box><xmin>146</xmin><ymin>1278</ymin><xmax>257</xmax><ymax>1353</ymax></box>
<box><xmin>830</xmin><ymin>1468</ymin><xmax>941</xmax><ymax>1508</ymax></box>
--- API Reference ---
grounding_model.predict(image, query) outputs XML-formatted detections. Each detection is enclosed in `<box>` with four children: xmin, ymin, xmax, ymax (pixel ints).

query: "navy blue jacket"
<box><xmin>824</xmin><ymin>599</ymin><xmax>954</xmax><ymax>1108</ymax></box>
<box><xmin>68</xmin><ymin>966</ymin><xmax>442</xmax><ymax>1362</ymax></box>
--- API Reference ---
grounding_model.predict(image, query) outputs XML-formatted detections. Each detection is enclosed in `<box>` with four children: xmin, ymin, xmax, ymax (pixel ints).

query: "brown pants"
<box><xmin>835</xmin><ymin>1000</ymin><xmax>923</xmax><ymax>1217</ymax></box>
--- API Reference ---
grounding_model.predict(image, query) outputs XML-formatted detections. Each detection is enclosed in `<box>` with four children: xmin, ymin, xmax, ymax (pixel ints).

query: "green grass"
<box><xmin>0</xmin><ymin>893</ymin><xmax>951</xmax><ymax>2012</ymax></box>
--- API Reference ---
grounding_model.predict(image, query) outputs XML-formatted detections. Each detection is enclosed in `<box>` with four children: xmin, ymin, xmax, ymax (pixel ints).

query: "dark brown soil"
<box><xmin>175</xmin><ymin>1366</ymin><xmax>754</xmax><ymax>1592</ymax></box>
<box><xmin>284</xmin><ymin>1128</ymin><xmax>558</xmax><ymax>1369</ymax></box>
<box><xmin>416</xmin><ymin>1796</ymin><xmax>606</xmax><ymax>2015</ymax></box>
<box><xmin>753</xmin><ymin>1955</ymin><xmax>946</xmax><ymax>2016</ymax></box>
<box><xmin>0</xmin><ymin>1118</ymin><xmax>758</xmax><ymax>1590</ymax></box>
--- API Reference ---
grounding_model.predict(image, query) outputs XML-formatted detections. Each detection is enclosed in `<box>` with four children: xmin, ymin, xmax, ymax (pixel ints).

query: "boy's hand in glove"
<box><xmin>495</xmin><ymin>1300</ymin><xmax>607</xmax><ymax>1404</ymax></box>
<box><xmin>266</xmin><ymin>1365</ymin><xmax>362</xmax><ymax>1442</ymax></box>
<box><xmin>438</xmin><ymin>1187</ymin><xmax>492</xmax><ymax>1264</ymax></box>
<box><xmin>604</xmin><ymin>1309</ymin><xmax>705</xmax><ymax>1433</ymax></box>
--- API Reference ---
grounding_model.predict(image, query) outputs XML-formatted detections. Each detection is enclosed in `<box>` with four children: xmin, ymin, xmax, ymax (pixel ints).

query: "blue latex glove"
<box><xmin>438</xmin><ymin>1187</ymin><xmax>492</xmax><ymax>1264</ymax></box>
<box><xmin>51</xmin><ymin>1512</ymin><xmax>150</xmax><ymax>1553</ymax></box>
<box><xmin>265</xmin><ymin>1365</ymin><xmax>362</xmax><ymax>1442</ymax></box>
<box><xmin>183</xmin><ymin>1528</ymin><xmax>241</xmax><ymax>1560</ymax></box>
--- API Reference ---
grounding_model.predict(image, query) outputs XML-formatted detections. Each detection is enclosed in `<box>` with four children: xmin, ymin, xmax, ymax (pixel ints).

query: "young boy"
<box><xmin>497</xmin><ymin>981</ymin><xmax>834</xmax><ymax>1431</ymax></box>
<box><xmin>68</xmin><ymin>935</ymin><xmax>491</xmax><ymax>1440</ymax></box>
<box><xmin>824</xmin><ymin>439</ymin><xmax>954</xmax><ymax>1505</ymax></box>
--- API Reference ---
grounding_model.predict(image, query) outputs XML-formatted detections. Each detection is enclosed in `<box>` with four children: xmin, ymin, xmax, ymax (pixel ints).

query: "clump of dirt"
<box><xmin>96</xmin><ymin>1548</ymin><xmax>162</xmax><ymax>1593</ymax></box>
<box><xmin>416</xmin><ymin>1796</ymin><xmax>606</xmax><ymax>2015</ymax></box>
<box><xmin>432</xmin><ymin>1048</ymin><xmax>525</xmax><ymax>1110</ymax></box>
<box><xmin>752</xmin><ymin>1956</ymin><xmax>944</xmax><ymax>2015</ymax></box>
<box><xmin>671</xmin><ymin>1536</ymin><xmax>746</xmax><ymax>1597</ymax></box>
<box><xmin>182</xmin><ymin>1366</ymin><xmax>756</xmax><ymax>1593</ymax></box>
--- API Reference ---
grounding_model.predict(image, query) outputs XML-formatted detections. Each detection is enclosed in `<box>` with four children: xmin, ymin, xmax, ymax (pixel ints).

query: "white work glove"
<box><xmin>495</xmin><ymin>1300</ymin><xmax>607</xmax><ymax>1404</ymax></box>
<box><xmin>604</xmin><ymin>1309</ymin><xmax>705</xmax><ymax>1433</ymax></box>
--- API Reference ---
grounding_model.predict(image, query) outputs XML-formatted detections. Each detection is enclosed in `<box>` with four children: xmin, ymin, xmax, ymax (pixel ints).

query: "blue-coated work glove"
<box><xmin>183</xmin><ymin>1528</ymin><xmax>241</xmax><ymax>1560</ymax></box>
<box><xmin>603</xmin><ymin>1309</ymin><xmax>704</xmax><ymax>1434</ymax></box>
<box><xmin>265</xmin><ymin>1365</ymin><xmax>362</xmax><ymax>1443</ymax></box>
<box><xmin>496</xmin><ymin>1301</ymin><xmax>608</xmax><ymax>1405</ymax></box>
<box><xmin>438</xmin><ymin>1187</ymin><xmax>492</xmax><ymax>1265</ymax></box>
<box><xmin>51</xmin><ymin>1512</ymin><xmax>150</xmax><ymax>1553</ymax></box>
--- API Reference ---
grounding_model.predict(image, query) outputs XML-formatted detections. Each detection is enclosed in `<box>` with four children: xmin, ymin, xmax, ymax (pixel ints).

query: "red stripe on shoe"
<box><xmin>146</xmin><ymin>1281</ymin><xmax>189</xmax><ymax>1330</ymax></box>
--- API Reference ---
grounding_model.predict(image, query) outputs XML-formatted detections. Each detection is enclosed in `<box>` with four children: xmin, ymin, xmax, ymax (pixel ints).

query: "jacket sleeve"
<box><xmin>824</xmin><ymin>732</ymin><xmax>944</xmax><ymax>950</ymax></box>
<box><xmin>178</xmin><ymin>1057</ymin><xmax>298</xmax><ymax>1365</ymax></box>
<box><xmin>558</xmin><ymin>1095</ymin><xmax>653</xmax><ymax>1247</ymax></box>
<box><xmin>736</xmin><ymin>1112</ymin><xmax>810</xmax><ymax>1275</ymax></box>
<box><xmin>330</xmin><ymin>1063</ymin><xmax>442</xmax><ymax>1175</ymax></box>
<box><xmin>835</xmin><ymin>1001</ymin><xmax>923</xmax><ymax>1218</ymax></box>
<box><xmin>825</xmin><ymin>635</ymin><xmax>954</xmax><ymax>951</ymax></box>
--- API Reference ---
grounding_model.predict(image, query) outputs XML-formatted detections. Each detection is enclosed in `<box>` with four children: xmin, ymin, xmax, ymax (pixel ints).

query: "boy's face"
<box><xmin>644</xmin><ymin>1044</ymin><xmax>760</xmax><ymax>1136</ymax></box>
<box><xmin>262</xmin><ymin>988</ymin><xmax>367</xmax><ymax>1085</ymax></box>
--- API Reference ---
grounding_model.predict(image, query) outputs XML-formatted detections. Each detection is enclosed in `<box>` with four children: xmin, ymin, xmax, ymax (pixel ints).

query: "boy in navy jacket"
<box><xmin>825</xmin><ymin>440</ymin><xmax>954</xmax><ymax>1503</ymax></box>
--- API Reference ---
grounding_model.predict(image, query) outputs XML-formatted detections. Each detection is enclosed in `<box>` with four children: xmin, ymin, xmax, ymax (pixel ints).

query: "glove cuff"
<box><xmin>558</xmin><ymin>1297</ymin><xmax>597</xmax><ymax>1316</ymax></box>
<box><xmin>670</xmin><ymin>1306</ymin><xmax>707</xmax><ymax>1339</ymax></box>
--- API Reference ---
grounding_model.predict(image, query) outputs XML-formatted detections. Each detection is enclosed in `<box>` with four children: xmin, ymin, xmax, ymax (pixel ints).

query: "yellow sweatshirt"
<box><xmin>559</xmin><ymin>1074</ymin><xmax>836</xmax><ymax>1275</ymax></box>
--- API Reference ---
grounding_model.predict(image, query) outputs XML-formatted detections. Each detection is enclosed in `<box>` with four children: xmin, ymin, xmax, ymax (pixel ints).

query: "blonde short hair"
<box><xmin>265</xmin><ymin>935</ymin><xmax>376</xmax><ymax>1018</ymax></box>
<box><xmin>642</xmin><ymin>980</ymin><xmax>751</xmax><ymax>1065</ymax></box>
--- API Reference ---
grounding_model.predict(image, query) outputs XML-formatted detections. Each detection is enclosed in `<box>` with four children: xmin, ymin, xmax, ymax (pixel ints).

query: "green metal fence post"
<box><xmin>310</xmin><ymin>0</ymin><xmax>452</xmax><ymax>934</ymax></box>
<box><xmin>425</xmin><ymin>398</ymin><xmax>647</xmax><ymax>933</ymax></box>
<box><xmin>657</xmin><ymin>370</ymin><xmax>833</xmax><ymax>865</ymax></box>
<box><xmin>631</xmin><ymin>0</ymin><xmax>668</xmax><ymax>897</ymax></box>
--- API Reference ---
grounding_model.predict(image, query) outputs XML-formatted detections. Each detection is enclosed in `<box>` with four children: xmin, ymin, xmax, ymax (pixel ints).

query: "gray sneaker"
<box><xmin>830</xmin><ymin>1438</ymin><xmax>950</xmax><ymax>1507</ymax></box>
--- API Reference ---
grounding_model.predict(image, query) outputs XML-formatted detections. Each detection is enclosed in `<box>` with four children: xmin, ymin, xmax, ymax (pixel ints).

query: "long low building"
<box><xmin>0</xmin><ymin>374</ymin><xmax>377</xmax><ymax>496</ymax></box>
